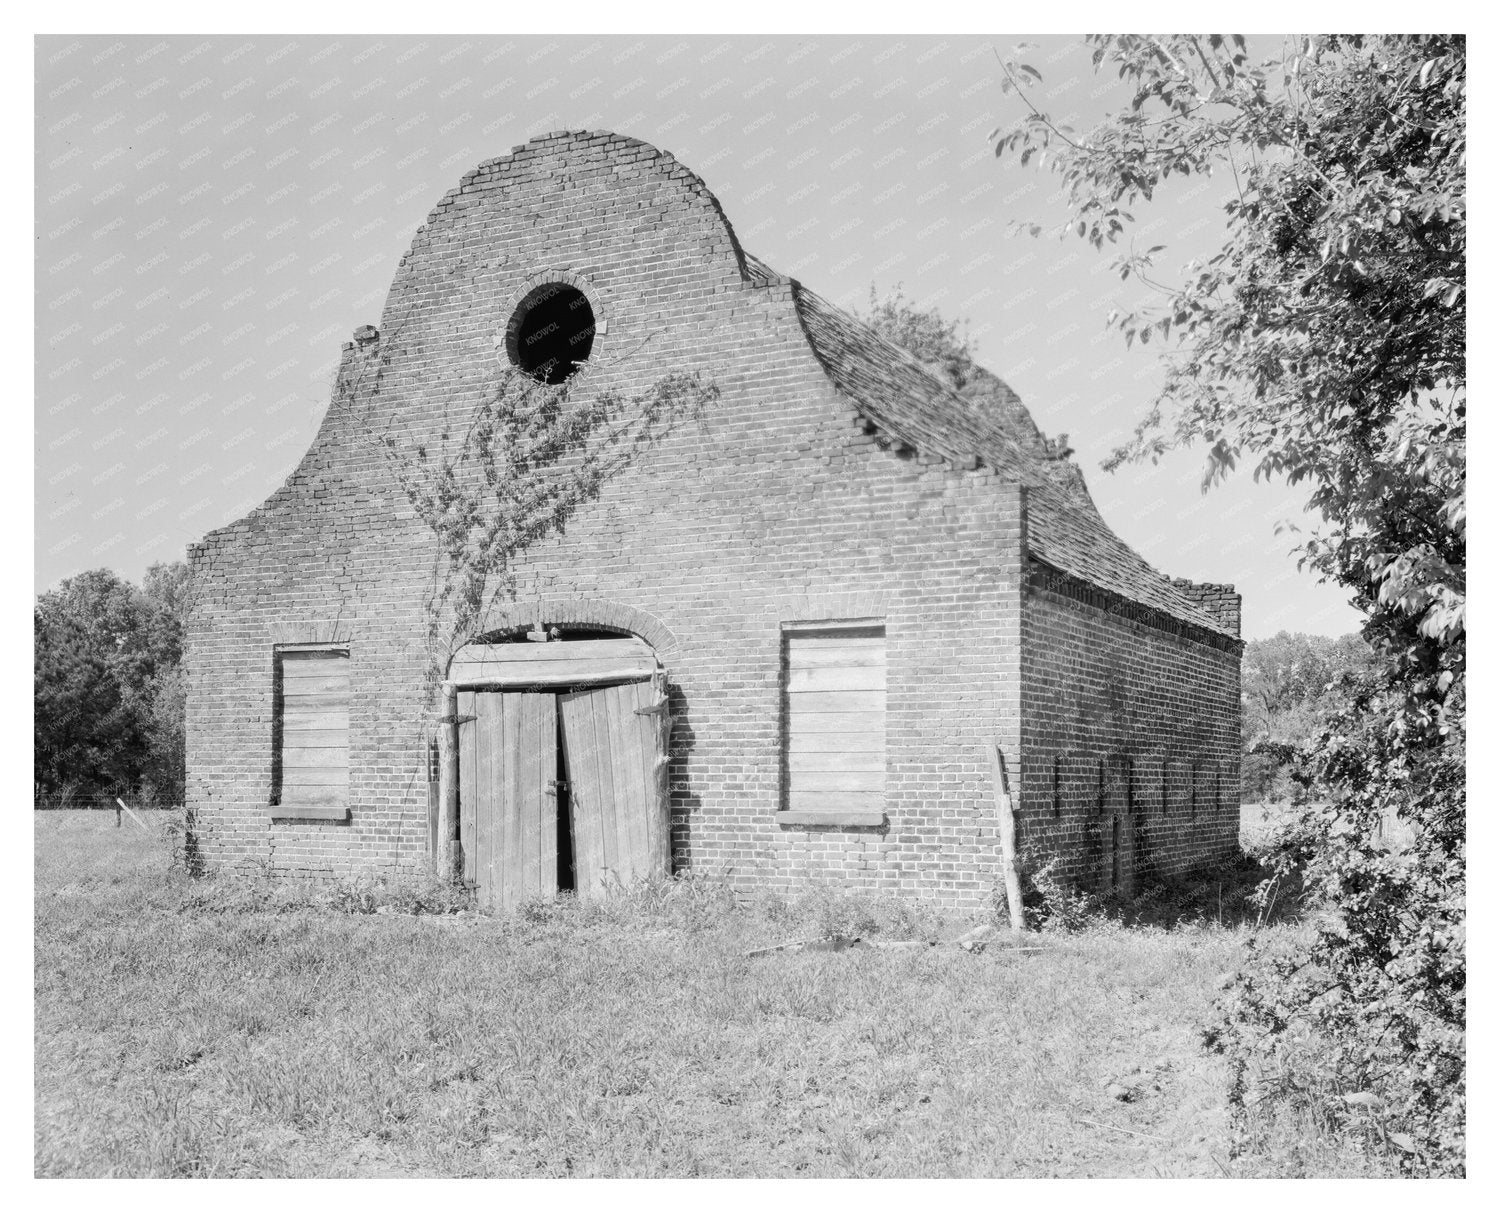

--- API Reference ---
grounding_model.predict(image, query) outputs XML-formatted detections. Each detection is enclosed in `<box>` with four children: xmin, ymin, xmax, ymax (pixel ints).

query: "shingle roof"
<box><xmin>757</xmin><ymin>263</ymin><xmax>1229</xmax><ymax>637</ymax></box>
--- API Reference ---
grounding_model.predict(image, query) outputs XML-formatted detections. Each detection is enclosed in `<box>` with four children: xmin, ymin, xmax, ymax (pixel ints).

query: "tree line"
<box><xmin>1241</xmin><ymin>630</ymin><xmax>1378</xmax><ymax>803</ymax></box>
<box><xmin>34</xmin><ymin>562</ymin><xmax>189</xmax><ymax>807</ymax></box>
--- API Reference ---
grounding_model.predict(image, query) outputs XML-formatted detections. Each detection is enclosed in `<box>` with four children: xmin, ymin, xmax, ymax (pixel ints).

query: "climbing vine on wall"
<box><xmin>362</xmin><ymin>358</ymin><xmax>717</xmax><ymax>703</ymax></box>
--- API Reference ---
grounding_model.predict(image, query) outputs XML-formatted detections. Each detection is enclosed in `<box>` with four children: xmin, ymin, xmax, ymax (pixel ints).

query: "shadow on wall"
<box><xmin>667</xmin><ymin>682</ymin><xmax>698</xmax><ymax>875</ymax></box>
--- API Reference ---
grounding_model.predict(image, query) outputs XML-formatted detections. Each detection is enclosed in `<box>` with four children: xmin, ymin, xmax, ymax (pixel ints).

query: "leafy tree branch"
<box><xmin>993</xmin><ymin>34</ymin><xmax>1465</xmax><ymax>1173</ymax></box>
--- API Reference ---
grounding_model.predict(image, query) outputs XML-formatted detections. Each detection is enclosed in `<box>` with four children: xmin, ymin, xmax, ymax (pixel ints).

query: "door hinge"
<box><xmin>546</xmin><ymin>779</ymin><xmax>568</xmax><ymax>795</ymax></box>
<box><xmin>437</xmin><ymin>713</ymin><xmax>478</xmax><ymax>725</ymax></box>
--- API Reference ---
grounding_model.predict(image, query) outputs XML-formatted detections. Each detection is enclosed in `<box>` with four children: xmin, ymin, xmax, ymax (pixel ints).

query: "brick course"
<box><xmin>1020</xmin><ymin>561</ymin><xmax>1242</xmax><ymax>891</ymax></box>
<box><xmin>186</xmin><ymin>130</ymin><xmax>1241</xmax><ymax>910</ymax></box>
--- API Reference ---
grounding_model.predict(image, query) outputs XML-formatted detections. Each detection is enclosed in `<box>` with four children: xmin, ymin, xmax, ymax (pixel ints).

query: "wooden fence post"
<box><xmin>114</xmin><ymin>798</ymin><xmax>152</xmax><ymax>833</ymax></box>
<box><xmin>988</xmin><ymin>743</ymin><xmax>1026</xmax><ymax>934</ymax></box>
<box><xmin>426</xmin><ymin>734</ymin><xmax>440</xmax><ymax>863</ymax></box>
<box><xmin>437</xmin><ymin>681</ymin><xmax>460</xmax><ymax>883</ymax></box>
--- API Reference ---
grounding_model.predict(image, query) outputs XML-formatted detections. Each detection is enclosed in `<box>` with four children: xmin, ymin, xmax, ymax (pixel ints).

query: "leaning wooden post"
<box><xmin>648</xmin><ymin>665</ymin><xmax>673</xmax><ymax>880</ymax></box>
<box><xmin>426</xmin><ymin>734</ymin><xmax>440</xmax><ymax>861</ymax></box>
<box><xmin>437</xmin><ymin>681</ymin><xmax>460</xmax><ymax>882</ymax></box>
<box><xmin>987</xmin><ymin>743</ymin><xmax>1026</xmax><ymax>934</ymax></box>
<box><xmin>115</xmin><ymin>797</ymin><xmax>151</xmax><ymax>833</ymax></box>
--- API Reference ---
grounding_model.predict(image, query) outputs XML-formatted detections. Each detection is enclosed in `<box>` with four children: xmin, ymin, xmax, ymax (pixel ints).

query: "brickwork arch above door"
<box><xmin>459</xmin><ymin>597</ymin><xmax>681</xmax><ymax>661</ymax></box>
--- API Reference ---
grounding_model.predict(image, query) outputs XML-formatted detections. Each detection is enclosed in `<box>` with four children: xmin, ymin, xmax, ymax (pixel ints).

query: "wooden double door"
<box><xmin>457</xmin><ymin>681</ymin><xmax>669</xmax><ymax>911</ymax></box>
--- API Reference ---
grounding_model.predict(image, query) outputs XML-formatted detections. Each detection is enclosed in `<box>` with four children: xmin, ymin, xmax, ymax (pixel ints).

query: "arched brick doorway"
<box><xmin>447</xmin><ymin>630</ymin><xmax>671</xmax><ymax>910</ymax></box>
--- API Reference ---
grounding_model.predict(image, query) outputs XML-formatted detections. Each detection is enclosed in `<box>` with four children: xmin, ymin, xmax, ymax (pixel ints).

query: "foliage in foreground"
<box><xmin>994</xmin><ymin>34</ymin><xmax>1465</xmax><ymax>1174</ymax></box>
<box><xmin>1209</xmin><ymin>682</ymin><xmax>1465</xmax><ymax>1173</ymax></box>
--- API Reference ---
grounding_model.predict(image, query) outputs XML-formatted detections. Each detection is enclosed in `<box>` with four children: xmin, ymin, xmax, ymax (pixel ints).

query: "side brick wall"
<box><xmin>1018</xmin><ymin>560</ymin><xmax>1243</xmax><ymax>891</ymax></box>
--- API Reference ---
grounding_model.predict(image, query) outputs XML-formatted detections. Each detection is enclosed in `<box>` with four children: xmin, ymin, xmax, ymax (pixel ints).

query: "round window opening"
<box><xmin>506</xmin><ymin>283</ymin><xmax>596</xmax><ymax>385</ymax></box>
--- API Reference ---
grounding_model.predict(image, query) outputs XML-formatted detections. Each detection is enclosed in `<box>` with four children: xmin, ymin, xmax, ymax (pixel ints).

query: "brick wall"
<box><xmin>1169</xmin><ymin>578</ymin><xmax>1242</xmax><ymax>637</ymax></box>
<box><xmin>1018</xmin><ymin>560</ymin><xmax>1243</xmax><ymax>891</ymax></box>
<box><xmin>188</xmin><ymin>131</ymin><xmax>1026</xmax><ymax>909</ymax></box>
<box><xmin>187</xmin><ymin>130</ymin><xmax>1240</xmax><ymax>911</ymax></box>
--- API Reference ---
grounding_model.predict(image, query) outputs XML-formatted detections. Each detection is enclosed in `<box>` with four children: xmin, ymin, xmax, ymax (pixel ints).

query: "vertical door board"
<box><xmin>499</xmin><ymin>695</ymin><xmax>519</xmax><ymax>911</ymax></box>
<box><xmin>500</xmin><ymin>693</ymin><xmax>555</xmax><ymax>912</ymax></box>
<box><xmin>610</xmin><ymin>682</ymin><xmax>652</xmax><ymax>884</ymax></box>
<box><xmin>475</xmin><ymin>693</ymin><xmax>500</xmax><ymax>908</ymax></box>
<box><xmin>562</xmin><ymin>687</ymin><xmax>611</xmax><ymax>896</ymax></box>
<box><xmin>523</xmin><ymin>693</ymin><xmax>558</xmax><ymax>907</ymax></box>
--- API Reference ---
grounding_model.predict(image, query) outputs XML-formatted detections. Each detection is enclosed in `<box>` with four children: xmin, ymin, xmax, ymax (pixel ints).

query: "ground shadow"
<box><xmin>1022</xmin><ymin>847</ymin><xmax>1308</xmax><ymax>933</ymax></box>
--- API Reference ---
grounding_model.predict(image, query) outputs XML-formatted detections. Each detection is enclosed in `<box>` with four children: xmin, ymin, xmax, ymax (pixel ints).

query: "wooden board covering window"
<box><xmin>275</xmin><ymin>648</ymin><xmax>349</xmax><ymax>819</ymax></box>
<box><xmin>449</xmin><ymin>637</ymin><xmax>655</xmax><ymax>688</ymax></box>
<box><xmin>781</xmin><ymin>626</ymin><xmax>886</xmax><ymax>825</ymax></box>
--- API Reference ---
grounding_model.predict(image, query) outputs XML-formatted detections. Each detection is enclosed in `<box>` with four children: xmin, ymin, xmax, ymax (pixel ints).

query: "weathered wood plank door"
<box><xmin>558</xmin><ymin>681</ymin><xmax>669</xmax><ymax>897</ymax></box>
<box><xmin>459</xmin><ymin>691</ymin><xmax>557</xmax><ymax>911</ymax></box>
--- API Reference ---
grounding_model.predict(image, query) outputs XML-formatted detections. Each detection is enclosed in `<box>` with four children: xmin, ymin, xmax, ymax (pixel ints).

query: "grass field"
<box><xmin>34</xmin><ymin>809</ymin><xmax>1389</xmax><ymax>1178</ymax></box>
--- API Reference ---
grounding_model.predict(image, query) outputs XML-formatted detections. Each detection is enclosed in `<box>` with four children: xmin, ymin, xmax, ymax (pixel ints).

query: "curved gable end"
<box><xmin>381</xmin><ymin>130</ymin><xmax>754</xmax><ymax>332</ymax></box>
<box><xmin>198</xmin><ymin>127</ymin><xmax>1225</xmax><ymax>642</ymax></box>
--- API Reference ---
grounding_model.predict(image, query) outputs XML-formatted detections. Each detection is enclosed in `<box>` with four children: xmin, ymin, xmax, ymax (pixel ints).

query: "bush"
<box><xmin>1014</xmin><ymin>849</ymin><xmax>1281</xmax><ymax>935</ymax></box>
<box><xmin>760</xmin><ymin>881</ymin><xmax>944</xmax><ymax>941</ymax></box>
<box><xmin>175</xmin><ymin>866</ymin><xmax>473</xmax><ymax>918</ymax></box>
<box><xmin>1207</xmin><ymin>688</ymin><xmax>1465</xmax><ymax>1177</ymax></box>
<box><xmin>1015</xmin><ymin>855</ymin><xmax>1104</xmax><ymax>933</ymax></box>
<box><xmin>319</xmin><ymin>871</ymin><xmax>473</xmax><ymax>916</ymax></box>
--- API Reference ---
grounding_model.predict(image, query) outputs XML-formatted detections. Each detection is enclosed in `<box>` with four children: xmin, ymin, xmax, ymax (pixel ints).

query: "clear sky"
<box><xmin>34</xmin><ymin>32</ymin><xmax>1364</xmax><ymax>639</ymax></box>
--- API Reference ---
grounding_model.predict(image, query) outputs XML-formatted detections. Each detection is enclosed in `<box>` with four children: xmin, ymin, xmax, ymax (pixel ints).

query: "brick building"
<box><xmin>187</xmin><ymin>130</ymin><xmax>1242</xmax><ymax>912</ymax></box>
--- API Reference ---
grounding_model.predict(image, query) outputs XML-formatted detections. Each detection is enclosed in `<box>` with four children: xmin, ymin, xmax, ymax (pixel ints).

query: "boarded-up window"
<box><xmin>273</xmin><ymin>647</ymin><xmax>350</xmax><ymax>821</ymax></box>
<box><xmin>780</xmin><ymin>624</ymin><xmax>886</xmax><ymax>826</ymax></box>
